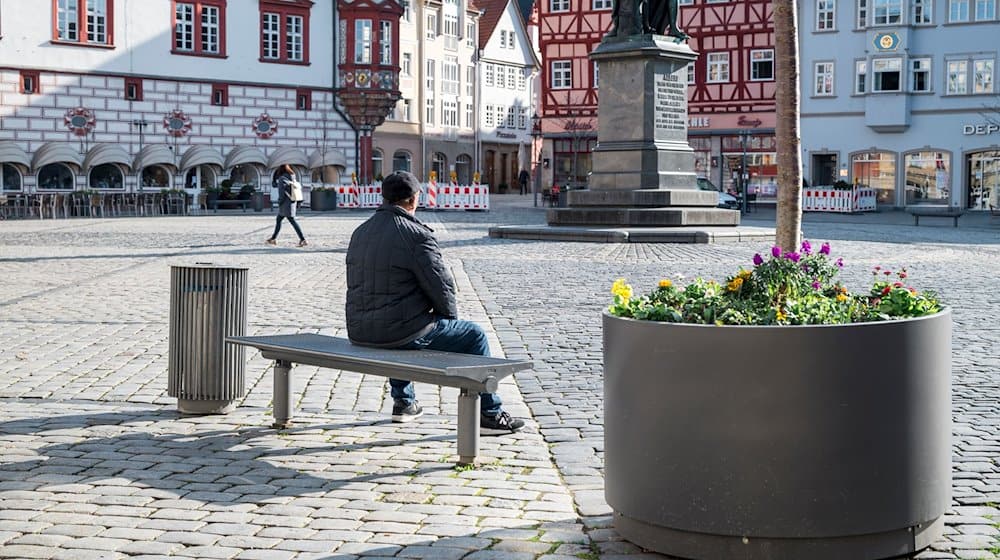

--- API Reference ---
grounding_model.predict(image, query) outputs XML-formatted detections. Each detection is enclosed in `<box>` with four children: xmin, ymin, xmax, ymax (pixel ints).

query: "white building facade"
<box><xmin>800</xmin><ymin>0</ymin><xmax>1000</xmax><ymax>210</ymax></box>
<box><xmin>0</xmin><ymin>0</ymin><xmax>354</xmax><ymax>200</ymax></box>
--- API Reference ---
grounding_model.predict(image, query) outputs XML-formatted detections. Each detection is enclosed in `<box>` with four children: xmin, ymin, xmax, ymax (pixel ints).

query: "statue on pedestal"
<box><xmin>607</xmin><ymin>0</ymin><xmax>688</xmax><ymax>40</ymax></box>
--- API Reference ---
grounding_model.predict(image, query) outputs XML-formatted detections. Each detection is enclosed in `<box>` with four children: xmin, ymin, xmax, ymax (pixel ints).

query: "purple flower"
<box><xmin>801</xmin><ymin>264</ymin><xmax>809</xmax><ymax>271</ymax></box>
<box><xmin>801</xmin><ymin>240</ymin><xmax>812</xmax><ymax>254</ymax></box>
<box><xmin>811</xmin><ymin>281</ymin><xmax>821</xmax><ymax>290</ymax></box>
<box><xmin>784</xmin><ymin>251</ymin><xmax>801</xmax><ymax>263</ymax></box>
<box><xmin>771</xmin><ymin>246</ymin><xmax>782</xmax><ymax>258</ymax></box>
<box><xmin>835</xmin><ymin>257</ymin><xmax>844</xmax><ymax>268</ymax></box>
<box><xmin>753</xmin><ymin>253</ymin><xmax>764</xmax><ymax>266</ymax></box>
<box><xmin>819</xmin><ymin>242</ymin><xmax>831</xmax><ymax>255</ymax></box>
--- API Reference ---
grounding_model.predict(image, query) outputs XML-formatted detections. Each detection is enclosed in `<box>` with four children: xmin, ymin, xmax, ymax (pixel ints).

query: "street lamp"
<box><xmin>531</xmin><ymin>113</ymin><xmax>542</xmax><ymax>208</ymax></box>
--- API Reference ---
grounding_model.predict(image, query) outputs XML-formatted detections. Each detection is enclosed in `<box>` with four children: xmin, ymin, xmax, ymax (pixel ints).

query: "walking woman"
<box><xmin>266</xmin><ymin>164</ymin><xmax>307</xmax><ymax>247</ymax></box>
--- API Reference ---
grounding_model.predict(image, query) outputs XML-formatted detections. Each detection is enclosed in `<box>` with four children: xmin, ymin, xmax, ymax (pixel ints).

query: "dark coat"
<box><xmin>274</xmin><ymin>171</ymin><xmax>297</xmax><ymax>218</ymax></box>
<box><xmin>345</xmin><ymin>203</ymin><xmax>458</xmax><ymax>347</ymax></box>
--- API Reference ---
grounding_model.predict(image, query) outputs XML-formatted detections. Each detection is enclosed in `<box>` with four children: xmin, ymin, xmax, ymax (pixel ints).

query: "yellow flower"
<box><xmin>658</xmin><ymin>279</ymin><xmax>673</xmax><ymax>288</ymax></box>
<box><xmin>726</xmin><ymin>276</ymin><xmax>744</xmax><ymax>292</ymax></box>
<box><xmin>611</xmin><ymin>278</ymin><xmax>633</xmax><ymax>301</ymax></box>
<box><xmin>836</xmin><ymin>293</ymin><xmax>848</xmax><ymax>302</ymax></box>
<box><xmin>775</xmin><ymin>309</ymin><xmax>787</xmax><ymax>321</ymax></box>
<box><xmin>737</xmin><ymin>269</ymin><xmax>753</xmax><ymax>280</ymax></box>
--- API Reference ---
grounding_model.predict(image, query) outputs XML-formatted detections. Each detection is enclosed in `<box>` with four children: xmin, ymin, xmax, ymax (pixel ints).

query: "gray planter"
<box><xmin>603</xmin><ymin>310</ymin><xmax>952</xmax><ymax>560</ymax></box>
<box><xmin>310</xmin><ymin>189</ymin><xmax>337</xmax><ymax>211</ymax></box>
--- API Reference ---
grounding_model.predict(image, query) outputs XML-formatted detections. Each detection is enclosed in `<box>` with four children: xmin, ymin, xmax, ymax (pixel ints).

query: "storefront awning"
<box><xmin>0</xmin><ymin>141</ymin><xmax>31</xmax><ymax>170</ymax></box>
<box><xmin>267</xmin><ymin>146</ymin><xmax>309</xmax><ymax>169</ymax></box>
<box><xmin>308</xmin><ymin>149</ymin><xmax>347</xmax><ymax>169</ymax></box>
<box><xmin>31</xmin><ymin>142</ymin><xmax>83</xmax><ymax>172</ymax></box>
<box><xmin>225</xmin><ymin>146</ymin><xmax>268</xmax><ymax>170</ymax></box>
<box><xmin>179</xmin><ymin>145</ymin><xmax>224</xmax><ymax>172</ymax></box>
<box><xmin>83</xmin><ymin>144</ymin><xmax>133</xmax><ymax>172</ymax></box>
<box><xmin>134</xmin><ymin>144</ymin><xmax>178</xmax><ymax>172</ymax></box>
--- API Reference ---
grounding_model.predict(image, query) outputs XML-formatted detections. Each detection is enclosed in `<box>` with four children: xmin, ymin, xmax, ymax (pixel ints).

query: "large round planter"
<box><xmin>603</xmin><ymin>310</ymin><xmax>952</xmax><ymax>560</ymax></box>
<box><xmin>310</xmin><ymin>189</ymin><xmax>337</xmax><ymax>211</ymax></box>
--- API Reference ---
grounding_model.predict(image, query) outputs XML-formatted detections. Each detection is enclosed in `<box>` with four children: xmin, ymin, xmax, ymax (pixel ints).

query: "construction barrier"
<box><xmin>331</xmin><ymin>183</ymin><xmax>490</xmax><ymax>211</ymax></box>
<box><xmin>803</xmin><ymin>187</ymin><xmax>877</xmax><ymax>213</ymax></box>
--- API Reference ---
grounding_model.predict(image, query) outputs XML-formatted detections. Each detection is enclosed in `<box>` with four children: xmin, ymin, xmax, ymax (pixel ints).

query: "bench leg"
<box><xmin>273</xmin><ymin>359</ymin><xmax>293</xmax><ymax>429</ymax></box>
<box><xmin>953</xmin><ymin>217</ymin><xmax>959</xmax><ymax>227</ymax></box>
<box><xmin>456</xmin><ymin>389</ymin><xmax>480</xmax><ymax>465</ymax></box>
<box><xmin>914</xmin><ymin>215</ymin><xmax>920</xmax><ymax>226</ymax></box>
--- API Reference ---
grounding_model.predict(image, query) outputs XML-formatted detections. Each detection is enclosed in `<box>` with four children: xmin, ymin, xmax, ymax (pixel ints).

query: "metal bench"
<box><xmin>210</xmin><ymin>198</ymin><xmax>251</xmax><ymax>212</ymax></box>
<box><xmin>227</xmin><ymin>334</ymin><xmax>533</xmax><ymax>465</ymax></box>
<box><xmin>909</xmin><ymin>208</ymin><xmax>964</xmax><ymax>227</ymax></box>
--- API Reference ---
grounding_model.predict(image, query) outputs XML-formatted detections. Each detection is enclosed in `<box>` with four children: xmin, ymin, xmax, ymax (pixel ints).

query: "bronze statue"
<box><xmin>607</xmin><ymin>0</ymin><xmax>688</xmax><ymax>40</ymax></box>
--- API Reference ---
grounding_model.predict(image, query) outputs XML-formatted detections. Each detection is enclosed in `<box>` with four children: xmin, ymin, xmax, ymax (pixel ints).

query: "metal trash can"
<box><xmin>168</xmin><ymin>264</ymin><xmax>248</xmax><ymax>414</ymax></box>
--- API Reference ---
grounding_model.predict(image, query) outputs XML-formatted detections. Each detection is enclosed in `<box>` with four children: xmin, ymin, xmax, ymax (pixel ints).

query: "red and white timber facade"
<box><xmin>532</xmin><ymin>0</ymin><xmax>775</xmax><ymax>196</ymax></box>
<box><xmin>0</xmin><ymin>1</ymin><xmax>354</xmax><ymax>201</ymax></box>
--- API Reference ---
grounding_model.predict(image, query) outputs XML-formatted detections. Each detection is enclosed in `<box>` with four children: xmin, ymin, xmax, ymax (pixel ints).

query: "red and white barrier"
<box><xmin>803</xmin><ymin>187</ymin><xmax>877</xmax><ymax>213</ymax></box>
<box><xmin>335</xmin><ymin>183</ymin><xmax>490</xmax><ymax>210</ymax></box>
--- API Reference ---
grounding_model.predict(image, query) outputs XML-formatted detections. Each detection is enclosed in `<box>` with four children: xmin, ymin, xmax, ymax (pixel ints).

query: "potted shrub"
<box><xmin>203</xmin><ymin>185</ymin><xmax>222</xmax><ymax>209</ymax></box>
<box><xmin>310</xmin><ymin>186</ymin><xmax>338</xmax><ymax>211</ymax></box>
<box><xmin>604</xmin><ymin>242</ymin><xmax>950</xmax><ymax>560</ymax></box>
<box><xmin>219</xmin><ymin>179</ymin><xmax>234</xmax><ymax>200</ymax></box>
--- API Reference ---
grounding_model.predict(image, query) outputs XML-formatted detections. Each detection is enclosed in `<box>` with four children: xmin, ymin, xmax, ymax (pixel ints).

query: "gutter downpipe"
<box><xmin>419</xmin><ymin>1</ymin><xmax>426</xmax><ymax>179</ymax></box>
<box><xmin>332</xmin><ymin>1</ymin><xmax>360</xmax><ymax>179</ymax></box>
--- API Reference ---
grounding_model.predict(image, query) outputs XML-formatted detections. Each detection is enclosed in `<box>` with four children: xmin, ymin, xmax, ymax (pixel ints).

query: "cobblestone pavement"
<box><xmin>1</xmin><ymin>197</ymin><xmax>998</xmax><ymax>559</ymax></box>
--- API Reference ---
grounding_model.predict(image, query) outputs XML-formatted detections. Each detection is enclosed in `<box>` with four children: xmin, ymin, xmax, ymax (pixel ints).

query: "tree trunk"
<box><xmin>773</xmin><ymin>0</ymin><xmax>803</xmax><ymax>251</ymax></box>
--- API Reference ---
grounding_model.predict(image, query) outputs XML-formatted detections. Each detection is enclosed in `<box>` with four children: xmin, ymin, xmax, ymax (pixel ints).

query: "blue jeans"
<box><xmin>390</xmin><ymin>318</ymin><xmax>503</xmax><ymax>416</ymax></box>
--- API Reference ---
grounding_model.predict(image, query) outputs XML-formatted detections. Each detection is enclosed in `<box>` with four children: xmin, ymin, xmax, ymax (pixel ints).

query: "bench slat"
<box><xmin>227</xmin><ymin>334</ymin><xmax>532</xmax><ymax>392</ymax></box>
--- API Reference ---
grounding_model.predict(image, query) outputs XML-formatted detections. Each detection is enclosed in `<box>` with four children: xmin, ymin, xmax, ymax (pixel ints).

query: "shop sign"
<box><xmin>689</xmin><ymin>117</ymin><xmax>711</xmax><ymax>128</ymax></box>
<box><xmin>873</xmin><ymin>32</ymin><xmax>900</xmax><ymax>52</ymax></box>
<box><xmin>963</xmin><ymin>123</ymin><xmax>1000</xmax><ymax>135</ymax></box>
<box><xmin>737</xmin><ymin>116</ymin><xmax>763</xmax><ymax>128</ymax></box>
<box><xmin>496</xmin><ymin>131</ymin><xmax>517</xmax><ymax>139</ymax></box>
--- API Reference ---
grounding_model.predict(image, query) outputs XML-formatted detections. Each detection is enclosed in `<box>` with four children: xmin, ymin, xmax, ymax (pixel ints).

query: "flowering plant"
<box><xmin>609</xmin><ymin>241</ymin><xmax>941</xmax><ymax>325</ymax></box>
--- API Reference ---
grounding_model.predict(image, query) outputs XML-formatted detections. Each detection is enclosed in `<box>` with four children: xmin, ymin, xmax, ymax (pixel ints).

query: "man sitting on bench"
<box><xmin>346</xmin><ymin>171</ymin><xmax>525</xmax><ymax>434</ymax></box>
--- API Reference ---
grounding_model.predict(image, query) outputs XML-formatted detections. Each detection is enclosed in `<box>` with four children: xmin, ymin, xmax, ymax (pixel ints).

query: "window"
<box><xmin>750</xmin><ymin>49</ymin><xmax>774</xmax><ymax>80</ymax></box>
<box><xmin>456</xmin><ymin>154</ymin><xmax>472</xmax><ymax>184</ymax></box>
<box><xmin>402</xmin><ymin>0</ymin><xmax>411</xmax><ymax>22</ymax></box>
<box><xmin>174</xmin><ymin>1</ymin><xmax>226</xmax><ymax>56</ymax></box>
<box><xmin>443</xmin><ymin>100</ymin><xmax>458</xmax><ymax>126</ymax></box>
<box><xmin>852</xmin><ymin>151</ymin><xmax>896</xmax><ymax>204</ymax></box>
<box><xmin>707</xmin><ymin>52</ymin><xmax>729</xmax><ymax>82</ymax></box>
<box><xmin>974</xmin><ymin>59</ymin><xmax>994</xmax><ymax>93</ymax></box>
<box><xmin>484</xmin><ymin>63</ymin><xmax>494</xmax><ymax>86</ymax></box>
<box><xmin>403</xmin><ymin>52</ymin><xmax>412</xmax><ymax>75</ymax></box>
<box><xmin>975</xmin><ymin>0</ymin><xmax>995</xmax><ymax>18</ymax></box>
<box><xmin>443</xmin><ymin>56</ymin><xmax>459</xmax><ymax>95</ymax></box>
<box><xmin>816</xmin><ymin>0</ymin><xmax>836</xmax><ymax>29</ymax></box>
<box><xmin>372</xmin><ymin>149</ymin><xmax>383</xmax><ymax>179</ymax></box>
<box><xmin>499</xmin><ymin>29</ymin><xmax>507</xmax><ymax>48</ymax></box>
<box><xmin>426</xmin><ymin>10</ymin><xmax>437</xmax><ymax>38</ymax></box>
<box><xmin>679</xmin><ymin>0</ymin><xmax>693</xmax><ymax>5</ymax></box>
<box><xmin>497</xmin><ymin>64</ymin><xmax>506</xmax><ymax>88</ymax></box>
<box><xmin>426</xmin><ymin>98</ymin><xmax>435</xmax><ymax>125</ymax></box>
<box><xmin>392</xmin><ymin>151</ymin><xmax>411</xmax><ymax>172</ymax></box>
<box><xmin>20</xmin><ymin>70</ymin><xmax>40</xmax><ymax>94</ymax></box>
<box><xmin>260</xmin><ymin>0</ymin><xmax>309</xmax><ymax>64</ymax></box>
<box><xmin>912</xmin><ymin>0</ymin><xmax>932</xmax><ymax>22</ymax></box>
<box><xmin>354</xmin><ymin>20</ymin><xmax>372</xmax><ymax>63</ymax></box>
<box><xmin>873</xmin><ymin>0</ymin><xmax>903</xmax><ymax>24</ymax></box>
<box><xmin>37</xmin><ymin>163</ymin><xmax>74</xmax><ymax>190</ymax></box>
<box><xmin>687</xmin><ymin>62</ymin><xmax>695</xmax><ymax>84</ymax></box>
<box><xmin>401</xmin><ymin>98</ymin><xmax>411</xmax><ymax>120</ymax></box>
<box><xmin>872</xmin><ymin>58</ymin><xmax>901</xmax><ymax>91</ymax></box>
<box><xmin>947</xmin><ymin>60</ymin><xmax>967</xmax><ymax>93</ymax></box>
<box><xmin>594</xmin><ymin>0</ymin><xmax>613</xmax><ymax>8</ymax></box>
<box><xmin>856</xmin><ymin>0</ymin><xmax>868</xmax><ymax>26</ymax></box>
<box><xmin>2</xmin><ymin>164</ymin><xmax>23</xmax><ymax>192</ymax></box>
<box><xmin>54</xmin><ymin>0</ymin><xmax>113</xmax><ymax>46</ymax></box>
<box><xmin>551</xmin><ymin>0</ymin><xmax>570</xmax><ymax>11</ymax></box>
<box><xmin>125</xmin><ymin>77</ymin><xmax>143</xmax><ymax>100</ymax></box>
<box><xmin>507</xmin><ymin>66</ymin><xmax>517</xmax><ymax>88</ymax></box>
<box><xmin>518</xmin><ymin>107</ymin><xmax>528</xmax><ymax>129</ymax></box>
<box><xmin>426</xmin><ymin>59</ymin><xmax>435</xmax><ymax>93</ymax></box>
<box><xmin>465</xmin><ymin>103</ymin><xmax>473</xmax><ymax>127</ymax></box>
<box><xmin>506</xmin><ymin>106</ymin><xmax>516</xmax><ymax>128</ymax></box>
<box><xmin>296</xmin><ymin>88</ymin><xmax>312</xmax><ymax>110</ymax></box>
<box><xmin>485</xmin><ymin>104</ymin><xmax>494</xmax><ymax>127</ymax></box>
<box><xmin>444</xmin><ymin>13</ymin><xmax>458</xmax><ymax>36</ymax></box>
<box><xmin>552</xmin><ymin>60</ymin><xmax>571</xmax><ymax>88</ymax></box>
<box><xmin>211</xmin><ymin>83</ymin><xmax>228</xmax><ymax>106</ymax></box>
<box><xmin>496</xmin><ymin>106</ymin><xmax>505</xmax><ymax>127</ymax></box>
<box><xmin>814</xmin><ymin>61</ymin><xmax>835</xmax><ymax>95</ymax></box>
<box><xmin>910</xmin><ymin>58</ymin><xmax>930</xmax><ymax>91</ymax></box>
<box><xmin>380</xmin><ymin>20</ymin><xmax>392</xmax><ymax>64</ymax></box>
<box><xmin>904</xmin><ymin>152</ymin><xmax>950</xmax><ymax>205</ymax></box>
<box><xmin>855</xmin><ymin>60</ymin><xmax>867</xmax><ymax>93</ymax></box>
<box><xmin>89</xmin><ymin>163</ymin><xmax>124</xmax><ymax>190</ymax></box>
<box><xmin>467</xmin><ymin>66</ymin><xmax>475</xmax><ymax>95</ymax></box>
<box><xmin>949</xmin><ymin>0</ymin><xmax>969</xmax><ymax>20</ymax></box>
<box><xmin>432</xmin><ymin>153</ymin><xmax>447</xmax><ymax>181</ymax></box>
<box><xmin>518</xmin><ymin>68</ymin><xmax>527</xmax><ymax>90</ymax></box>
<box><xmin>593</xmin><ymin>61</ymin><xmax>600</xmax><ymax>88</ymax></box>
<box><xmin>466</xmin><ymin>22</ymin><xmax>476</xmax><ymax>48</ymax></box>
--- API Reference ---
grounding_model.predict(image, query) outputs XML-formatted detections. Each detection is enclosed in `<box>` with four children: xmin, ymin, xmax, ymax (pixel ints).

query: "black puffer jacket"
<box><xmin>346</xmin><ymin>203</ymin><xmax>458</xmax><ymax>347</ymax></box>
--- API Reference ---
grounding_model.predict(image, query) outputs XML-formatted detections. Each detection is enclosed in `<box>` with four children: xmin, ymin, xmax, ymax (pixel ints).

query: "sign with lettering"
<box><xmin>689</xmin><ymin>117</ymin><xmax>711</xmax><ymax>128</ymax></box>
<box><xmin>738</xmin><ymin>116</ymin><xmax>763</xmax><ymax>128</ymax></box>
<box><xmin>654</xmin><ymin>74</ymin><xmax>686</xmax><ymax>131</ymax></box>
<box><xmin>496</xmin><ymin>131</ymin><xmax>517</xmax><ymax>139</ymax></box>
<box><xmin>963</xmin><ymin>123</ymin><xmax>1000</xmax><ymax>135</ymax></box>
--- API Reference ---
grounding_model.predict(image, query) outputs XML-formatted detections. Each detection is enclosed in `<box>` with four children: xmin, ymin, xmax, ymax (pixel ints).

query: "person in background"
<box><xmin>345</xmin><ymin>171</ymin><xmax>525</xmax><ymax>433</ymax></box>
<box><xmin>266</xmin><ymin>163</ymin><xmax>307</xmax><ymax>247</ymax></box>
<box><xmin>518</xmin><ymin>168</ymin><xmax>530</xmax><ymax>195</ymax></box>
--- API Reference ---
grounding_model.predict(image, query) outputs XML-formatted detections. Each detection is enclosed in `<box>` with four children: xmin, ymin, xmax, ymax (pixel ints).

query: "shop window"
<box><xmin>141</xmin><ymin>165</ymin><xmax>171</xmax><ymax>189</ymax></box>
<box><xmin>230</xmin><ymin>165</ymin><xmax>260</xmax><ymax>189</ymax></box>
<box><xmin>54</xmin><ymin>0</ymin><xmax>114</xmax><ymax>46</ymax></box>
<box><xmin>851</xmin><ymin>151</ymin><xmax>897</xmax><ymax>204</ymax></box>
<box><xmin>211</xmin><ymin>83</ymin><xmax>229</xmax><ymax>106</ymax></box>
<box><xmin>89</xmin><ymin>163</ymin><xmax>124</xmax><ymax>189</ymax></box>
<box><xmin>872</xmin><ymin>58</ymin><xmax>901</xmax><ymax>92</ymax></box>
<box><xmin>904</xmin><ymin>151</ymin><xmax>950</xmax><ymax>205</ymax></box>
<box><xmin>260</xmin><ymin>0</ymin><xmax>311</xmax><ymax>64</ymax></box>
<box><xmin>173</xmin><ymin>0</ymin><xmax>227</xmax><ymax>57</ymax></box>
<box><xmin>125</xmin><ymin>77</ymin><xmax>143</xmax><ymax>100</ymax></box>
<box><xmin>392</xmin><ymin>150</ymin><xmax>411</xmax><ymax>172</ymax></box>
<box><xmin>2</xmin><ymin>163</ymin><xmax>23</xmax><ymax>191</ymax></box>
<box><xmin>966</xmin><ymin>150</ymin><xmax>1000</xmax><ymax>210</ymax></box>
<box><xmin>20</xmin><ymin>70</ymin><xmax>40</xmax><ymax>94</ymax></box>
<box><xmin>37</xmin><ymin>163</ymin><xmax>75</xmax><ymax>190</ymax></box>
<box><xmin>184</xmin><ymin>165</ymin><xmax>217</xmax><ymax>190</ymax></box>
<box><xmin>296</xmin><ymin>88</ymin><xmax>312</xmax><ymax>110</ymax></box>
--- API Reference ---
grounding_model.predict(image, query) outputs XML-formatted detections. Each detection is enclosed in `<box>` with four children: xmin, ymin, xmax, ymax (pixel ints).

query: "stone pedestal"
<box><xmin>548</xmin><ymin>36</ymin><xmax>739</xmax><ymax>227</ymax></box>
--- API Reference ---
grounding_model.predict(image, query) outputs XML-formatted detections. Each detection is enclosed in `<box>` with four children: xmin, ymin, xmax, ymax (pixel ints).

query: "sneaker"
<box><xmin>480</xmin><ymin>411</ymin><xmax>524</xmax><ymax>434</ymax></box>
<box><xmin>391</xmin><ymin>402</ymin><xmax>424</xmax><ymax>423</ymax></box>
<box><xmin>297</xmin><ymin>239</ymin><xmax>308</xmax><ymax>247</ymax></box>
<box><xmin>265</xmin><ymin>238</ymin><xmax>276</xmax><ymax>245</ymax></box>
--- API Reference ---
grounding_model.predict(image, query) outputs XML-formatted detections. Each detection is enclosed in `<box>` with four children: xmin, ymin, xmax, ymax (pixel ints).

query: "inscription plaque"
<box><xmin>654</xmin><ymin>74</ymin><xmax>687</xmax><ymax>131</ymax></box>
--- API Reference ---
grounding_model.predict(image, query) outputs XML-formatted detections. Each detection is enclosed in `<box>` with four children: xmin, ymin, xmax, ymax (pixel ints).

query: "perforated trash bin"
<box><xmin>168</xmin><ymin>264</ymin><xmax>248</xmax><ymax>414</ymax></box>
